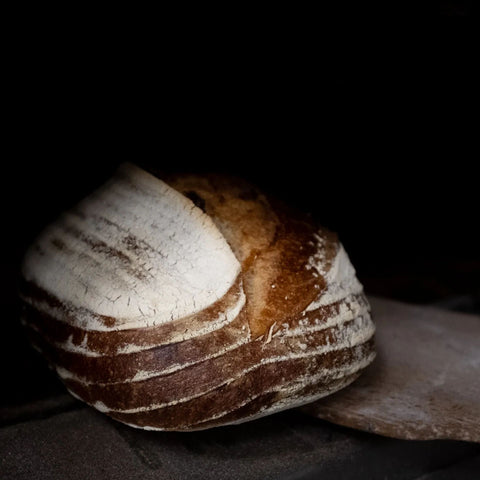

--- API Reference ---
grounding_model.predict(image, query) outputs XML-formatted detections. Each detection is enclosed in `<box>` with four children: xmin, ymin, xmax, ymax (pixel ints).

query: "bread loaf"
<box><xmin>19</xmin><ymin>163</ymin><xmax>375</xmax><ymax>431</ymax></box>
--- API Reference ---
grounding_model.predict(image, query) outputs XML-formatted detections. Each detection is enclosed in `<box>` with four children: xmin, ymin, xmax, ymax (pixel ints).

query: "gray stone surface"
<box><xmin>416</xmin><ymin>454</ymin><xmax>480</xmax><ymax>479</ymax></box>
<box><xmin>1</xmin><ymin>405</ymin><xmax>479</xmax><ymax>480</ymax></box>
<box><xmin>303</xmin><ymin>296</ymin><xmax>480</xmax><ymax>442</ymax></box>
<box><xmin>1</xmin><ymin>408</ymin><xmax>152</xmax><ymax>480</ymax></box>
<box><xmin>418</xmin><ymin>455</ymin><xmax>480</xmax><ymax>480</ymax></box>
<box><xmin>0</xmin><ymin>393</ymin><xmax>80</xmax><ymax>427</ymax></box>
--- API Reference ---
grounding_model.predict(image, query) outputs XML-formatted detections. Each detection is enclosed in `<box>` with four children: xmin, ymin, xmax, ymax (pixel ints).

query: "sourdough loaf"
<box><xmin>19</xmin><ymin>163</ymin><xmax>375</xmax><ymax>430</ymax></box>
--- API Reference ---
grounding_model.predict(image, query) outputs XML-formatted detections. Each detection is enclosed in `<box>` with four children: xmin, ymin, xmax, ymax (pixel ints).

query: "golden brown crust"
<box><xmin>165</xmin><ymin>173</ymin><xmax>338</xmax><ymax>338</ymax></box>
<box><xmin>20</xmin><ymin>165</ymin><xmax>375</xmax><ymax>431</ymax></box>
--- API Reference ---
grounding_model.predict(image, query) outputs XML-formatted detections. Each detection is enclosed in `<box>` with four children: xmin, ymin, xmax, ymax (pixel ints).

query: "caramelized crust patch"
<box><xmin>165</xmin><ymin>174</ymin><xmax>338</xmax><ymax>337</ymax></box>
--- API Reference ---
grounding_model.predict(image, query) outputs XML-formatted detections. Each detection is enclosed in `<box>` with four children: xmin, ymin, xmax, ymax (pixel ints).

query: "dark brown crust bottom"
<box><xmin>106</xmin><ymin>341</ymin><xmax>373</xmax><ymax>431</ymax></box>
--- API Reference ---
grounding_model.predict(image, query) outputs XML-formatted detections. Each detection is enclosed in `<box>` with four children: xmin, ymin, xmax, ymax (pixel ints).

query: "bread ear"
<box><xmin>20</xmin><ymin>163</ymin><xmax>375</xmax><ymax>431</ymax></box>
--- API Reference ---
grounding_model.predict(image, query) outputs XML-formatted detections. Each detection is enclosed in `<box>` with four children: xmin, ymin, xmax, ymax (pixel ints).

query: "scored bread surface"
<box><xmin>20</xmin><ymin>163</ymin><xmax>375</xmax><ymax>431</ymax></box>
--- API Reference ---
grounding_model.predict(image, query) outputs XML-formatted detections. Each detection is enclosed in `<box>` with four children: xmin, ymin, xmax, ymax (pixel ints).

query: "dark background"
<box><xmin>438</xmin><ymin>0</ymin><xmax>472</xmax><ymax>14</ymax></box>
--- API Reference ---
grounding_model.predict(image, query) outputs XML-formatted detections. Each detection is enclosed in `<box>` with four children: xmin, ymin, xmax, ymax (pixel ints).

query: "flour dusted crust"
<box><xmin>20</xmin><ymin>163</ymin><xmax>375</xmax><ymax>431</ymax></box>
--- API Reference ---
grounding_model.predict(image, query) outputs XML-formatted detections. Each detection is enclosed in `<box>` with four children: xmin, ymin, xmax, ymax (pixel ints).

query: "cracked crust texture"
<box><xmin>20</xmin><ymin>163</ymin><xmax>375</xmax><ymax>431</ymax></box>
